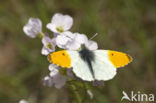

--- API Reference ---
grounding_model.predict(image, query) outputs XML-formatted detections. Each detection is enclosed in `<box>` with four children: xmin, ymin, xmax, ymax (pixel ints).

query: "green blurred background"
<box><xmin>0</xmin><ymin>0</ymin><xmax>156</xmax><ymax>103</ymax></box>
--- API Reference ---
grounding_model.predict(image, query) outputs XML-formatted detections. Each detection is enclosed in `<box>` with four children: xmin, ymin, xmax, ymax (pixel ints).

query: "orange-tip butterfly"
<box><xmin>48</xmin><ymin>45</ymin><xmax>132</xmax><ymax>81</ymax></box>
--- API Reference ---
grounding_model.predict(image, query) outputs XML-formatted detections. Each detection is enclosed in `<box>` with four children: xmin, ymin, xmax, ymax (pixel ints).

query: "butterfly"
<box><xmin>48</xmin><ymin>45</ymin><xmax>132</xmax><ymax>81</ymax></box>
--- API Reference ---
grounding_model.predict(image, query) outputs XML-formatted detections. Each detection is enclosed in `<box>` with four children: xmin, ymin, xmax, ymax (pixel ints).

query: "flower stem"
<box><xmin>70</xmin><ymin>84</ymin><xmax>82</xmax><ymax>103</ymax></box>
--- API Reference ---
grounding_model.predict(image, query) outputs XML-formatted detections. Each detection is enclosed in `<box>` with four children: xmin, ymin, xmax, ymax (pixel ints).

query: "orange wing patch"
<box><xmin>48</xmin><ymin>50</ymin><xmax>71</xmax><ymax>68</ymax></box>
<box><xmin>108</xmin><ymin>50</ymin><xmax>132</xmax><ymax>68</ymax></box>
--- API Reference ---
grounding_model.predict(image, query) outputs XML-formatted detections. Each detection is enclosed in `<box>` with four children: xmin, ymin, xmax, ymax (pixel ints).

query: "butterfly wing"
<box><xmin>48</xmin><ymin>48</ymin><xmax>132</xmax><ymax>82</ymax></box>
<box><xmin>67</xmin><ymin>50</ymin><xmax>132</xmax><ymax>81</ymax></box>
<box><xmin>67</xmin><ymin>50</ymin><xmax>117</xmax><ymax>81</ymax></box>
<box><xmin>67</xmin><ymin>51</ymin><xmax>94</xmax><ymax>81</ymax></box>
<box><xmin>92</xmin><ymin>50</ymin><xmax>117</xmax><ymax>81</ymax></box>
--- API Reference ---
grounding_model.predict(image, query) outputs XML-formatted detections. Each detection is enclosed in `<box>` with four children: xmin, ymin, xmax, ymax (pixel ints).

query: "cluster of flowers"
<box><xmin>23</xmin><ymin>13</ymin><xmax>98</xmax><ymax>89</ymax></box>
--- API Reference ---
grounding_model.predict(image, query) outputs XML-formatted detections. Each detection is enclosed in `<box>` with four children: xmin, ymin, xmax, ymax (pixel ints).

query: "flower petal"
<box><xmin>47</xmin><ymin>23</ymin><xmax>58</xmax><ymax>33</ymax></box>
<box><xmin>52</xmin><ymin>13</ymin><xmax>73</xmax><ymax>31</ymax></box>
<box><xmin>41</xmin><ymin>47</ymin><xmax>50</xmax><ymax>55</ymax></box>
<box><xmin>56</xmin><ymin>31</ymin><xmax>74</xmax><ymax>49</ymax></box>
<box><xmin>75</xmin><ymin>33</ymin><xmax>88</xmax><ymax>44</ymax></box>
<box><xmin>48</xmin><ymin>64</ymin><xmax>58</xmax><ymax>71</ymax></box>
<box><xmin>58</xmin><ymin>32</ymin><xmax>89</xmax><ymax>50</ymax></box>
<box><xmin>23</xmin><ymin>18</ymin><xmax>42</xmax><ymax>38</ymax></box>
<box><xmin>61</xmin><ymin>15</ymin><xmax>73</xmax><ymax>31</ymax></box>
<box><xmin>53</xmin><ymin>74</ymin><xmax>66</xmax><ymax>89</ymax></box>
<box><xmin>49</xmin><ymin>64</ymin><xmax>59</xmax><ymax>77</ymax></box>
<box><xmin>86</xmin><ymin>40</ymin><xmax>98</xmax><ymax>50</ymax></box>
<box><xmin>43</xmin><ymin>76</ymin><xmax>53</xmax><ymax>87</ymax></box>
<box><xmin>56</xmin><ymin>35</ymin><xmax>69</xmax><ymax>48</ymax></box>
<box><xmin>42</xmin><ymin>36</ymin><xmax>52</xmax><ymax>46</ymax></box>
<box><xmin>66</xmin><ymin>41</ymin><xmax>80</xmax><ymax>50</ymax></box>
<box><xmin>47</xmin><ymin>13</ymin><xmax>73</xmax><ymax>33</ymax></box>
<box><xmin>50</xmin><ymin>69</ymin><xmax>59</xmax><ymax>77</ymax></box>
<box><xmin>41</xmin><ymin>36</ymin><xmax>56</xmax><ymax>55</ymax></box>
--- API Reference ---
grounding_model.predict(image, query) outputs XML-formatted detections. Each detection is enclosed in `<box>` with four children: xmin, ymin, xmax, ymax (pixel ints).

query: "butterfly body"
<box><xmin>79</xmin><ymin>45</ymin><xmax>95</xmax><ymax>79</ymax></box>
<box><xmin>48</xmin><ymin>46</ymin><xmax>132</xmax><ymax>81</ymax></box>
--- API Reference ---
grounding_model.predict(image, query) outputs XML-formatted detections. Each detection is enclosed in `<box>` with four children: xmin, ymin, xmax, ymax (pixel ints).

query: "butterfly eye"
<box><xmin>111</xmin><ymin>53</ymin><xmax>114</xmax><ymax>56</ymax></box>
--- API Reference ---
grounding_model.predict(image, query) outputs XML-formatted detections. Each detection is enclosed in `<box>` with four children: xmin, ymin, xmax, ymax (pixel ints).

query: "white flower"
<box><xmin>23</xmin><ymin>18</ymin><xmax>42</xmax><ymax>38</ymax></box>
<box><xmin>41</xmin><ymin>36</ymin><xmax>56</xmax><ymax>55</ymax></box>
<box><xmin>47</xmin><ymin>13</ymin><xmax>73</xmax><ymax>33</ymax></box>
<box><xmin>44</xmin><ymin>75</ymin><xmax>64</xmax><ymax>88</ymax></box>
<box><xmin>44</xmin><ymin>64</ymin><xmax>74</xmax><ymax>89</ymax></box>
<box><xmin>45</xmin><ymin>64</ymin><xmax>66</xmax><ymax>89</ymax></box>
<box><xmin>74</xmin><ymin>33</ymin><xmax>88</xmax><ymax>44</ymax></box>
<box><xmin>49</xmin><ymin>64</ymin><xmax>59</xmax><ymax>77</ymax></box>
<box><xmin>73</xmin><ymin>33</ymin><xmax>98</xmax><ymax>50</ymax></box>
<box><xmin>19</xmin><ymin>100</ymin><xmax>28</xmax><ymax>103</ymax></box>
<box><xmin>52</xmin><ymin>73</ymin><xmax>67</xmax><ymax>89</ymax></box>
<box><xmin>56</xmin><ymin>31</ymin><xmax>76</xmax><ymax>49</ymax></box>
<box><xmin>65</xmin><ymin>33</ymin><xmax>88</xmax><ymax>50</ymax></box>
<box><xmin>48</xmin><ymin>63</ymin><xmax>58</xmax><ymax>71</ymax></box>
<box><xmin>56</xmin><ymin>32</ymin><xmax>98</xmax><ymax>50</ymax></box>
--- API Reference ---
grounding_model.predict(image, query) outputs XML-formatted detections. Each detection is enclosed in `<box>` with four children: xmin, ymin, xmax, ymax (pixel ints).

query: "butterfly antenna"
<box><xmin>89</xmin><ymin>33</ymin><xmax>98</xmax><ymax>40</ymax></box>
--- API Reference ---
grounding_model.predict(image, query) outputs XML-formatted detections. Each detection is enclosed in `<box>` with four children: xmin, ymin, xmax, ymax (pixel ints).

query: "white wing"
<box><xmin>67</xmin><ymin>50</ymin><xmax>117</xmax><ymax>81</ymax></box>
<box><xmin>67</xmin><ymin>51</ymin><xmax>94</xmax><ymax>81</ymax></box>
<box><xmin>93</xmin><ymin>50</ymin><xmax>117</xmax><ymax>81</ymax></box>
